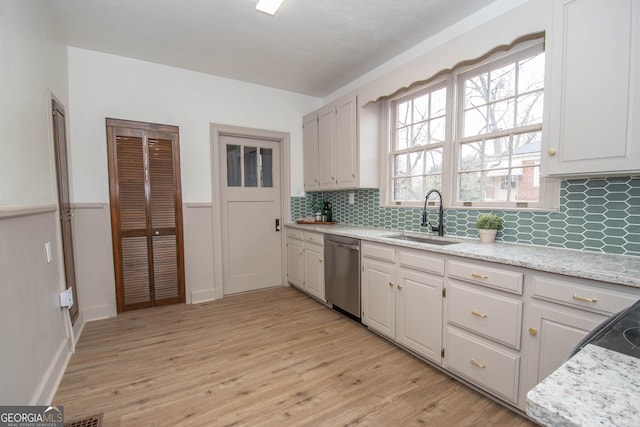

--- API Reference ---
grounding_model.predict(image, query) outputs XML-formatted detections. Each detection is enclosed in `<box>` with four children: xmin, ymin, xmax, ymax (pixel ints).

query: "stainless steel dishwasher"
<box><xmin>324</xmin><ymin>234</ymin><xmax>361</xmax><ymax>320</ymax></box>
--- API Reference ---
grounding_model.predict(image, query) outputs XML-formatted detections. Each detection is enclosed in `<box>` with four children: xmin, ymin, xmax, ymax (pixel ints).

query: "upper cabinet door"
<box><xmin>335</xmin><ymin>95</ymin><xmax>358</xmax><ymax>189</ymax></box>
<box><xmin>542</xmin><ymin>0</ymin><xmax>640</xmax><ymax>177</ymax></box>
<box><xmin>303</xmin><ymin>112</ymin><xmax>319</xmax><ymax>191</ymax></box>
<box><xmin>317</xmin><ymin>104</ymin><xmax>336</xmax><ymax>188</ymax></box>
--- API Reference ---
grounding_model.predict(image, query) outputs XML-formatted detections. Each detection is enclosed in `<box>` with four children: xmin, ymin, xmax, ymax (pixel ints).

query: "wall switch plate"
<box><xmin>45</xmin><ymin>242</ymin><xmax>52</xmax><ymax>264</ymax></box>
<box><xmin>349</xmin><ymin>192</ymin><xmax>355</xmax><ymax>205</ymax></box>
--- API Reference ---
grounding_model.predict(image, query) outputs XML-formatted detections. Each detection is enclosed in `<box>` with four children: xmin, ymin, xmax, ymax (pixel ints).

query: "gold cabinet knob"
<box><xmin>319</xmin><ymin>259</ymin><xmax>322</xmax><ymax>263</ymax></box>
<box><xmin>548</xmin><ymin>148</ymin><xmax>557</xmax><ymax>156</ymax></box>
<box><xmin>388</xmin><ymin>281</ymin><xmax>394</xmax><ymax>287</ymax></box>
<box><xmin>332</xmin><ymin>176</ymin><xmax>335</xmax><ymax>180</ymax></box>
<box><xmin>529</xmin><ymin>327</ymin><xmax>538</xmax><ymax>336</ymax></box>
<box><xmin>397</xmin><ymin>284</ymin><xmax>403</xmax><ymax>289</ymax></box>
<box><xmin>352</xmin><ymin>173</ymin><xmax>356</xmax><ymax>178</ymax></box>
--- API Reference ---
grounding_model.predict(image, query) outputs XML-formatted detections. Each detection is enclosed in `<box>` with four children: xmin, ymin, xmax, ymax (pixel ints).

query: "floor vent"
<box><xmin>65</xmin><ymin>413</ymin><xmax>103</xmax><ymax>427</ymax></box>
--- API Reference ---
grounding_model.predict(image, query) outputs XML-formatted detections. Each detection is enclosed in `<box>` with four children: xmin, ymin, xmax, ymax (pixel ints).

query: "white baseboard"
<box><xmin>82</xmin><ymin>304</ymin><xmax>115</xmax><ymax>321</ymax></box>
<box><xmin>190</xmin><ymin>288</ymin><xmax>218</xmax><ymax>304</ymax></box>
<box><xmin>32</xmin><ymin>340</ymin><xmax>71</xmax><ymax>405</ymax></box>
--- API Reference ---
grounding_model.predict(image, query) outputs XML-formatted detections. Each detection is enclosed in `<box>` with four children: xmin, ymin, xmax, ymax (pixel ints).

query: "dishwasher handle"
<box><xmin>325</xmin><ymin>240</ymin><xmax>360</xmax><ymax>251</ymax></box>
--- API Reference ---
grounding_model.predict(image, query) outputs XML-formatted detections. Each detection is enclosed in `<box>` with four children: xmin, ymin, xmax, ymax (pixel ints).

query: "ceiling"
<box><xmin>47</xmin><ymin>0</ymin><xmax>498</xmax><ymax>97</ymax></box>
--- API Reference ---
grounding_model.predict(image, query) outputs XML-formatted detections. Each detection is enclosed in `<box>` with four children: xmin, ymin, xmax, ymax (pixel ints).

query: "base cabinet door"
<box><xmin>397</xmin><ymin>268</ymin><xmax>443</xmax><ymax>364</ymax></box>
<box><xmin>362</xmin><ymin>258</ymin><xmax>396</xmax><ymax>339</ymax></box>
<box><xmin>523</xmin><ymin>303</ymin><xmax>605</xmax><ymax>394</ymax></box>
<box><xmin>286</xmin><ymin>238</ymin><xmax>304</xmax><ymax>287</ymax></box>
<box><xmin>303</xmin><ymin>242</ymin><xmax>325</xmax><ymax>301</ymax></box>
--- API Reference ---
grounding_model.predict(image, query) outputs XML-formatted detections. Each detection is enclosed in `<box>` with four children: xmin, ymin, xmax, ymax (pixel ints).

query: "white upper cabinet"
<box><xmin>302</xmin><ymin>94</ymin><xmax>379</xmax><ymax>191</ymax></box>
<box><xmin>542</xmin><ymin>0</ymin><xmax>640</xmax><ymax>177</ymax></box>
<box><xmin>335</xmin><ymin>96</ymin><xmax>358</xmax><ymax>188</ymax></box>
<box><xmin>303</xmin><ymin>112</ymin><xmax>319</xmax><ymax>190</ymax></box>
<box><xmin>317</xmin><ymin>104</ymin><xmax>336</xmax><ymax>188</ymax></box>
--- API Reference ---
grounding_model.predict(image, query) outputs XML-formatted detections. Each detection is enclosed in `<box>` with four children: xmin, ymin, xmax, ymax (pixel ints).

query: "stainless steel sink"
<box><xmin>385</xmin><ymin>234</ymin><xmax>460</xmax><ymax>246</ymax></box>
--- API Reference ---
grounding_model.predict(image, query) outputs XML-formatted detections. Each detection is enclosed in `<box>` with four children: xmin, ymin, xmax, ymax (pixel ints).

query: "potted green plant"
<box><xmin>476</xmin><ymin>213</ymin><xmax>504</xmax><ymax>243</ymax></box>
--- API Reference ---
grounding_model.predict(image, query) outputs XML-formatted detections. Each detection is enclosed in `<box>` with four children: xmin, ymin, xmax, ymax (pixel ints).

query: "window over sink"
<box><xmin>384</xmin><ymin>37</ymin><xmax>559</xmax><ymax>210</ymax></box>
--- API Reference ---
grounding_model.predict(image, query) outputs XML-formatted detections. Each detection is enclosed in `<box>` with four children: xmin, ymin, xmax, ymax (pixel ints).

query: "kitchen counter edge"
<box><xmin>285</xmin><ymin>223</ymin><xmax>640</xmax><ymax>289</ymax></box>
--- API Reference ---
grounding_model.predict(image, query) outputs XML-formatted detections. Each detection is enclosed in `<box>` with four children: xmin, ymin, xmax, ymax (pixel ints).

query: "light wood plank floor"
<box><xmin>54</xmin><ymin>287</ymin><xmax>536</xmax><ymax>426</ymax></box>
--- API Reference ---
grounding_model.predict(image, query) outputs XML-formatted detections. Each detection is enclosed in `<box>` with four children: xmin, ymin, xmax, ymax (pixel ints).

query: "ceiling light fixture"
<box><xmin>256</xmin><ymin>0</ymin><xmax>285</xmax><ymax>16</ymax></box>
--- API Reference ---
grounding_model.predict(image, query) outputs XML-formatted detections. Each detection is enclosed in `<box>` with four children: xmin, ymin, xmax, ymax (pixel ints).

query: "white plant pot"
<box><xmin>478</xmin><ymin>229</ymin><xmax>497</xmax><ymax>243</ymax></box>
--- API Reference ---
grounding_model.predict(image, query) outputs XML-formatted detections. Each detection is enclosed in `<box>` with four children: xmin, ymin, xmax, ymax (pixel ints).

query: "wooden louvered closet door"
<box><xmin>107</xmin><ymin>119</ymin><xmax>185</xmax><ymax>313</ymax></box>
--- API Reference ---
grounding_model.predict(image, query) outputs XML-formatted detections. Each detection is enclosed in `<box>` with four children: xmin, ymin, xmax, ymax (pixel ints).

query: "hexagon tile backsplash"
<box><xmin>291</xmin><ymin>177</ymin><xmax>640</xmax><ymax>256</ymax></box>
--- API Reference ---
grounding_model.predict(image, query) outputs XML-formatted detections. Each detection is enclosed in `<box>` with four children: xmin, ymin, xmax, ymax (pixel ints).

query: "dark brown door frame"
<box><xmin>106</xmin><ymin>118</ymin><xmax>186</xmax><ymax>313</ymax></box>
<box><xmin>51</xmin><ymin>97</ymin><xmax>79</xmax><ymax>323</ymax></box>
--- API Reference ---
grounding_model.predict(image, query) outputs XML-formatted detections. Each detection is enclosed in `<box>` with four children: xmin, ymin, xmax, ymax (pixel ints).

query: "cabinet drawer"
<box><xmin>530</xmin><ymin>275</ymin><xmax>638</xmax><ymax>315</ymax></box>
<box><xmin>447</xmin><ymin>281</ymin><xmax>522</xmax><ymax>349</ymax></box>
<box><xmin>446</xmin><ymin>327</ymin><xmax>520</xmax><ymax>404</ymax></box>
<box><xmin>447</xmin><ymin>259</ymin><xmax>523</xmax><ymax>295</ymax></box>
<box><xmin>286</xmin><ymin>228</ymin><xmax>304</xmax><ymax>240</ymax></box>
<box><xmin>362</xmin><ymin>241</ymin><xmax>396</xmax><ymax>263</ymax></box>
<box><xmin>398</xmin><ymin>249</ymin><xmax>444</xmax><ymax>276</ymax></box>
<box><xmin>304</xmin><ymin>231</ymin><xmax>324</xmax><ymax>245</ymax></box>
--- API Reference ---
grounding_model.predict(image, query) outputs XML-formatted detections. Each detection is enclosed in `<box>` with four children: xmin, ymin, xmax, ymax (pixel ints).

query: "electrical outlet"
<box><xmin>59</xmin><ymin>288</ymin><xmax>74</xmax><ymax>307</ymax></box>
<box><xmin>349</xmin><ymin>192</ymin><xmax>355</xmax><ymax>205</ymax></box>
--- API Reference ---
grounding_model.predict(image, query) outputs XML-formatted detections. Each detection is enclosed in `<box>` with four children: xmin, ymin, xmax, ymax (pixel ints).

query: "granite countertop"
<box><xmin>526</xmin><ymin>344</ymin><xmax>640</xmax><ymax>427</ymax></box>
<box><xmin>285</xmin><ymin>223</ymin><xmax>640</xmax><ymax>288</ymax></box>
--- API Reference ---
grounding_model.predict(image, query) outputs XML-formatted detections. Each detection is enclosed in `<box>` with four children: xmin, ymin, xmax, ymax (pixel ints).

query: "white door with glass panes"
<box><xmin>220</xmin><ymin>135</ymin><xmax>282</xmax><ymax>295</ymax></box>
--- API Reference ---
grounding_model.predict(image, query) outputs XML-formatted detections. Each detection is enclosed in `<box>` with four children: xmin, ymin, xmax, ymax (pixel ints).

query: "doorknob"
<box><xmin>275</xmin><ymin>218</ymin><xmax>281</xmax><ymax>232</ymax></box>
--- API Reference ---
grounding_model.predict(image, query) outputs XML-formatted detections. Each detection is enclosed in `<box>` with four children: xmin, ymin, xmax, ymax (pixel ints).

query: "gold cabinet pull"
<box><xmin>388</xmin><ymin>281</ymin><xmax>394</xmax><ymax>287</ymax></box>
<box><xmin>572</xmin><ymin>294</ymin><xmax>598</xmax><ymax>303</ymax></box>
<box><xmin>471</xmin><ymin>272</ymin><xmax>489</xmax><ymax>279</ymax></box>
<box><xmin>352</xmin><ymin>173</ymin><xmax>356</xmax><ymax>178</ymax></box>
<box><xmin>471</xmin><ymin>309</ymin><xmax>487</xmax><ymax>318</ymax></box>
<box><xmin>529</xmin><ymin>327</ymin><xmax>538</xmax><ymax>336</ymax></box>
<box><xmin>397</xmin><ymin>284</ymin><xmax>403</xmax><ymax>289</ymax></box>
<box><xmin>548</xmin><ymin>148</ymin><xmax>557</xmax><ymax>156</ymax></box>
<box><xmin>470</xmin><ymin>358</ymin><xmax>486</xmax><ymax>368</ymax></box>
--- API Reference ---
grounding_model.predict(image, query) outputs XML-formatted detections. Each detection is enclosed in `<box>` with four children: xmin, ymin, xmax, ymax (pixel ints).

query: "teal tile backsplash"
<box><xmin>291</xmin><ymin>177</ymin><xmax>640</xmax><ymax>256</ymax></box>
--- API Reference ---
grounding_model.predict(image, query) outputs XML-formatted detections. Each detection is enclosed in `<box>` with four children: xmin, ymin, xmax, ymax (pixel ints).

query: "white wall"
<box><xmin>0</xmin><ymin>0</ymin><xmax>72</xmax><ymax>404</ymax></box>
<box><xmin>68</xmin><ymin>48</ymin><xmax>320</xmax><ymax>203</ymax></box>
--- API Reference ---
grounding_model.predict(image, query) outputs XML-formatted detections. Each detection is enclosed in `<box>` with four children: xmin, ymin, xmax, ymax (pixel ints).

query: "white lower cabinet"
<box><xmin>362</xmin><ymin>257</ymin><xmax>396</xmax><ymax>338</ymax></box>
<box><xmin>444</xmin><ymin>258</ymin><xmax>525</xmax><ymax>406</ymax></box>
<box><xmin>522</xmin><ymin>272</ymin><xmax>640</xmax><ymax>398</ymax></box>
<box><xmin>362</xmin><ymin>242</ymin><xmax>444</xmax><ymax>364</ymax></box>
<box><xmin>286</xmin><ymin>235</ymin><xmax>304</xmax><ymax>287</ymax></box>
<box><xmin>446</xmin><ymin>326</ymin><xmax>520</xmax><ymax>404</ymax></box>
<box><xmin>523</xmin><ymin>302</ymin><xmax>603</xmax><ymax>391</ymax></box>
<box><xmin>303</xmin><ymin>240</ymin><xmax>325</xmax><ymax>301</ymax></box>
<box><xmin>286</xmin><ymin>229</ymin><xmax>325</xmax><ymax>301</ymax></box>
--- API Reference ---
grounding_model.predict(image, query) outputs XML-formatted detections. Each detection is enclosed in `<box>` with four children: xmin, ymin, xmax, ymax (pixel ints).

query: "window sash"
<box><xmin>383</xmin><ymin>39</ymin><xmax>555</xmax><ymax>210</ymax></box>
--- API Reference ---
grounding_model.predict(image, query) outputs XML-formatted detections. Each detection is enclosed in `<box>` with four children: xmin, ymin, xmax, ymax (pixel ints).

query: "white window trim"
<box><xmin>380</xmin><ymin>38</ymin><xmax>560</xmax><ymax>212</ymax></box>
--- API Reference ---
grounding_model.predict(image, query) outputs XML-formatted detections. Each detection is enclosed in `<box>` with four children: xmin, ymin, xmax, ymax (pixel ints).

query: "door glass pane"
<box><xmin>244</xmin><ymin>146</ymin><xmax>258</xmax><ymax>187</ymax></box>
<box><xmin>226</xmin><ymin>144</ymin><xmax>241</xmax><ymax>187</ymax></box>
<box><xmin>260</xmin><ymin>148</ymin><xmax>273</xmax><ymax>187</ymax></box>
